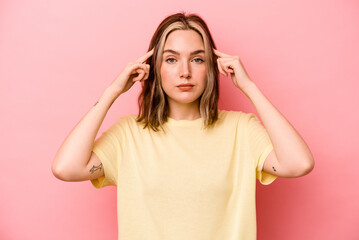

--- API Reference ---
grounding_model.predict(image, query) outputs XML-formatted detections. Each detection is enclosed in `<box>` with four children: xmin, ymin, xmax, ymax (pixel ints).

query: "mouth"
<box><xmin>177</xmin><ymin>83</ymin><xmax>194</xmax><ymax>91</ymax></box>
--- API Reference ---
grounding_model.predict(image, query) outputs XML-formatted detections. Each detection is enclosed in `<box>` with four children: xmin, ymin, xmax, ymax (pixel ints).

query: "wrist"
<box><xmin>104</xmin><ymin>86</ymin><xmax>121</xmax><ymax>100</ymax></box>
<box><xmin>95</xmin><ymin>87</ymin><xmax>120</xmax><ymax>109</ymax></box>
<box><xmin>241</xmin><ymin>80</ymin><xmax>260</xmax><ymax>100</ymax></box>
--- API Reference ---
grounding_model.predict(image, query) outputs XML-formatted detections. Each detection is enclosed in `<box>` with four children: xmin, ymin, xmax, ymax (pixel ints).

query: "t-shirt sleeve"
<box><xmin>246</xmin><ymin>113</ymin><xmax>277</xmax><ymax>185</ymax></box>
<box><xmin>90</xmin><ymin>119</ymin><xmax>125</xmax><ymax>189</ymax></box>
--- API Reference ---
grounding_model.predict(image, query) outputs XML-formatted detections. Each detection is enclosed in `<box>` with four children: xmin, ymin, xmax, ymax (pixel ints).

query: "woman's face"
<box><xmin>160</xmin><ymin>29</ymin><xmax>207</xmax><ymax>107</ymax></box>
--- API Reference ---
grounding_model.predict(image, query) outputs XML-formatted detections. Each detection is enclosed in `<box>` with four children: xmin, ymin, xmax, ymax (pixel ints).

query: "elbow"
<box><xmin>52</xmin><ymin>162</ymin><xmax>65</xmax><ymax>181</ymax></box>
<box><xmin>52</xmin><ymin>158</ymin><xmax>86</xmax><ymax>182</ymax></box>
<box><xmin>304</xmin><ymin>157</ymin><xmax>315</xmax><ymax>175</ymax></box>
<box><xmin>295</xmin><ymin>157</ymin><xmax>315</xmax><ymax>177</ymax></box>
<box><xmin>277</xmin><ymin>157</ymin><xmax>315</xmax><ymax>178</ymax></box>
<box><xmin>52</xmin><ymin>160</ymin><xmax>72</xmax><ymax>181</ymax></box>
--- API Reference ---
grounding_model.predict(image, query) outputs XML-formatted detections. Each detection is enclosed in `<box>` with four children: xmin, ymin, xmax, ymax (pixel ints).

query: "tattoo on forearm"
<box><xmin>272</xmin><ymin>166</ymin><xmax>277</xmax><ymax>172</ymax></box>
<box><xmin>93</xmin><ymin>99</ymin><xmax>115</xmax><ymax>109</ymax></box>
<box><xmin>90</xmin><ymin>163</ymin><xmax>103</xmax><ymax>174</ymax></box>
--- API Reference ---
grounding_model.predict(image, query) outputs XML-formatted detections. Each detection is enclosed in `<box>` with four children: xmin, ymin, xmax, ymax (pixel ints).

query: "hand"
<box><xmin>109</xmin><ymin>48</ymin><xmax>154</xmax><ymax>96</ymax></box>
<box><xmin>213</xmin><ymin>49</ymin><xmax>253</xmax><ymax>91</ymax></box>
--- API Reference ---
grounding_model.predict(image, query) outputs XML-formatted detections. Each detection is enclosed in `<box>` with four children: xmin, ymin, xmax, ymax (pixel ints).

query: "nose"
<box><xmin>180</xmin><ymin>61</ymin><xmax>191</xmax><ymax>79</ymax></box>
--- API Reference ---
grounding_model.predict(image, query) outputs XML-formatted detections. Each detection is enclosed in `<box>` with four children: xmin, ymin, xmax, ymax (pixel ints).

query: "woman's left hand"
<box><xmin>213</xmin><ymin>49</ymin><xmax>254</xmax><ymax>91</ymax></box>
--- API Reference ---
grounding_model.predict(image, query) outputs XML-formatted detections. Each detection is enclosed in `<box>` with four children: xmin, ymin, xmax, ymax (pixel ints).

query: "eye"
<box><xmin>193</xmin><ymin>58</ymin><xmax>204</xmax><ymax>63</ymax></box>
<box><xmin>165</xmin><ymin>57</ymin><xmax>176</xmax><ymax>63</ymax></box>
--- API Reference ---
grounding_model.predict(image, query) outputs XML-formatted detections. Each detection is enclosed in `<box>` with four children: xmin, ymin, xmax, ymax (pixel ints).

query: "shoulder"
<box><xmin>106</xmin><ymin>114</ymin><xmax>140</xmax><ymax>133</ymax></box>
<box><xmin>217</xmin><ymin>110</ymin><xmax>260</xmax><ymax>127</ymax></box>
<box><xmin>218</xmin><ymin>109</ymin><xmax>254</xmax><ymax>121</ymax></box>
<box><xmin>116</xmin><ymin>114</ymin><xmax>138</xmax><ymax>124</ymax></box>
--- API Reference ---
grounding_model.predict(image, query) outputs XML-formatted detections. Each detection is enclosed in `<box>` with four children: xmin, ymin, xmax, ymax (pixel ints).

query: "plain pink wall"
<box><xmin>1</xmin><ymin>0</ymin><xmax>358</xmax><ymax>239</ymax></box>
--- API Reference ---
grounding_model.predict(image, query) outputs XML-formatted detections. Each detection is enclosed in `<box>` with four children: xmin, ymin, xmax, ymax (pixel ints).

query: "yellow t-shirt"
<box><xmin>91</xmin><ymin>110</ymin><xmax>276</xmax><ymax>240</ymax></box>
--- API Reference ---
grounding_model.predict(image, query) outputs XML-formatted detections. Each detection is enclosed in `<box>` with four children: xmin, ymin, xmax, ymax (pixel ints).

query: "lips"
<box><xmin>177</xmin><ymin>83</ymin><xmax>194</xmax><ymax>91</ymax></box>
<box><xmin>177</xmin><ymin>83</ymin><xmax>194</xmax><ymax>87</ymax></box>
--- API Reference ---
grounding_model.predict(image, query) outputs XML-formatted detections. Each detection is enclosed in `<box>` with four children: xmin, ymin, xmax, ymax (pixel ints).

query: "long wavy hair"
<box><xmin>137</xmin><ymin>12</ymin><xmax>219</xmax><ymax>131</ymax></box>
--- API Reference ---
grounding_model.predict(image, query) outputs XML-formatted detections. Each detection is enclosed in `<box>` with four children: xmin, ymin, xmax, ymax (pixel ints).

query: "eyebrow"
<box><xmin>163</xmin><ymin>49</ymin><xmax>205</xmax><ymax>55</ymax></box>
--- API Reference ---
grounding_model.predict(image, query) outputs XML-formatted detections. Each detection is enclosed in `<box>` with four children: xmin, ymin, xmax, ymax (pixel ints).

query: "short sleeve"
<box><xmin>91</xmin><ymin>120</ymin><xmax>125</xmax><ymax>189</ymax></box>
<box><xmin>246</xmin><ymin>113</ymin><xmax>277</xmax><ymax>185</ymax></box>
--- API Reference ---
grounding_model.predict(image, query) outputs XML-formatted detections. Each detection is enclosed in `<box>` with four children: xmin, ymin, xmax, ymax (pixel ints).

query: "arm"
<box><xmin>214</xmin><ymin>49</ymin><xmax>314</xmax><ymax>178</ymax></box>
<box><xmin>52</xmin><ymin>87</ymin><xmax>118</xmax><ymax>181</ymax></box>
<box><xmin>52</xmin><ymin>49</ymin><xmax>153</xmax><ymax>182</ymax></box>
<box><xmin>242</xmin><ymin>82</ymin><xmax>314</xmax><ymax>177</ymax></box>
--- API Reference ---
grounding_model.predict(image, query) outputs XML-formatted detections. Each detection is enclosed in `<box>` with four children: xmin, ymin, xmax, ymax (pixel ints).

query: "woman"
<box><xmin>52</xmin><ymin>12</ymin><xmax>314</xmax><ymax>239</ymax></box>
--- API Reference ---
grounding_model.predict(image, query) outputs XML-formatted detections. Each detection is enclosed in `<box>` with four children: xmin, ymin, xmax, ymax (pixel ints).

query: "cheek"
<box><xmin>198</xmin><ymin>68</ymin><xmax>207</xmax><ymax>84</ymax></box>
<box><xmin>195</xmin><ymin>64</ymin><xmax>206</xmax><ymax>76</ymax></box>
<box><xmin>200</xmin><ymin>68</ymin><xmax>207</xmax><ymax>77</ymax></box>
<box><xmin>160</xmin><ymin>66</ymin><xmax>167</xmax><ymax>80</ymax></box>
<box><xmin>160</xmin><ymin>66</ymin><xmax>173</xmax><ymax>91</ymax></box>
<box><xmin>160</xmin><ymin>65</ymin><xmax>178</xmax><ymax>88</ymax></box>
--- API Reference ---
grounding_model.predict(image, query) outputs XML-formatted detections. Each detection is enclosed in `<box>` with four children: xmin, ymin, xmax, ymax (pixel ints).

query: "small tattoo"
<box><xmin>272</xmin><ymin>166</ymin><xmax>277</xmax><ymax>172</ymax></box>
<box><xmin>90</xmin><ymin>163</ymin><xmax>103</xmax><ymax>174</ymax></box>
<box><xmin>93</xmin><ymin>101</ymin><xmax>99</xmax><ymax>107</ymax></box>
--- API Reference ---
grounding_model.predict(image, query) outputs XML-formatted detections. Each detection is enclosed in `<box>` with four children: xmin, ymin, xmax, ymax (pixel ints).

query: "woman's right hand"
<box><xmin>109</xmin><ymin>48</ymin><xmax>154</xmax><ymax>97</ymax></box>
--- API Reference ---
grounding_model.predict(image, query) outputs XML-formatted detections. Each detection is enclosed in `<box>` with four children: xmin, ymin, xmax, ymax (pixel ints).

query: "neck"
<box><xmin>168</xmin><ymin>100</ymin><xmax>201</xmax><ymax>120</ymax></box>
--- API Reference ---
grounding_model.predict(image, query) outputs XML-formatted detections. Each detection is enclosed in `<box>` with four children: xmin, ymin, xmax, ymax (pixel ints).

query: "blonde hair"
<box><xmin>137</xmin><ymin>12</ymin><xmax>219</xmax><ymax>131</ymax></box>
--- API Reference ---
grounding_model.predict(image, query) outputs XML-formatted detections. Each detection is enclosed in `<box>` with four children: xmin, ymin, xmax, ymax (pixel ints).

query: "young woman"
<box><xmin>52</xmin><ymin>12</ymin><xmax>314</xmax><ymax>239</ymax></box>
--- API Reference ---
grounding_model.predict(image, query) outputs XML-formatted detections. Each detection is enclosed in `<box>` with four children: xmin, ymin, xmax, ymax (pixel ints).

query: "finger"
<box><xmin>219</xmin><ymin>57</ymin><xmax>237</xmax><ymax>68</ymax></box>
<box><xmin>217</xmin><ymin>58</ymin><xmax>228</xmax><ymax>77</ymax></box>
<box><xmin>220</xmin><ymin>57</ymin><xmax>238</xmax><ymax>64</ymax></box>
<box><xmin>143</xmin><ymin>67</ymin><xmax>150</xmax><ymax>80</ymax></box>
<box><xmin>129</xmin><ymin>63</ymin><xmax>148</xmax><ymax>75</ymax></box>
<box><xmin>133</xmin><ymin>69</ymin><xmax>145</xmax><ymax>82</ymax></box>
<box><xmin>221</xmin><ymin>61</ymin><xmax>235</xmax><ymax>72</ymax></box>
<box><xmin>221</xmin><ymin>61</ymin><xmax>236</xmax><ymax>75</ymax></box>
<box><xmin>217</xmin><ymin>59</ymin><xmax>226</xmax><ymax>76</ymax></box>
<box><xmin>136</xmin><ymin>48</ymin><xmax>155</xmax><ymax>63</ymax></box>
<box><xmin>140</xmin><ymin>67</ymin><xmax>150</xmax><ymax>81</ymax></box>
<box><xmin>213</xmin><ymin>48</ymin><xmax>231</xmax><ymax>58</ymax></box>
<box><xmin>222</xmin><ymin>64</ymin><xmax>234</xmax><ymax>74</ymax></box>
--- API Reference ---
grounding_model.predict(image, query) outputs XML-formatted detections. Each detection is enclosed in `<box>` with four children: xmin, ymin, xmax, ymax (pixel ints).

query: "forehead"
<box><xmin>163</xmin><ymin>29</ymin><xmax>204</xmax><ymax>54</ymax></box>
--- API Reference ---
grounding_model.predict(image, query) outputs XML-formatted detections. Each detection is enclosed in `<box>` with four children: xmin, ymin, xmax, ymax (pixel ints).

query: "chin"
<box><xmin>168</xmin><ymin>95</ymin><xmax>201</xmax><ymax>105</ymax></box>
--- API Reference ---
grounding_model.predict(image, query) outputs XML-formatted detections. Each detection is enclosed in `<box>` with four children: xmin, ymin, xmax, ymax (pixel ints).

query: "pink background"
<box><xmin>1</xmin><ymin>0</ymin><xmax>358</xmax><ymax>239</ymax></box>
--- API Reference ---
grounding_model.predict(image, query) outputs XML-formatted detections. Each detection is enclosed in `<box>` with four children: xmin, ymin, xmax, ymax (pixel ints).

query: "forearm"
<box><xmin>52</xmin><ymin>87</ymin><xmax>119</xmax><ymax>177</ymax></box>
<box><xmin>242</xmin><ymin>81</ymin><xmax>314</xmax><ymax>175</ymax></box>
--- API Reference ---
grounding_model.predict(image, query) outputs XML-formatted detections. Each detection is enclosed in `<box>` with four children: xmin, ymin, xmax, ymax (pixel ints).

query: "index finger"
<box><xmin>136</xmin><ymin>48</ymin><xmax>154</xmax><ymax>63</ymax></box>
<box><xmin>213</xmin><ymin>48</ymin><xmax>231</xmax><ymax>58</ymax></box>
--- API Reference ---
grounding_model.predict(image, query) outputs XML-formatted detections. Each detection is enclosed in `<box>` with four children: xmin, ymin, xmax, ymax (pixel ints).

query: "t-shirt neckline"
<box><xmin>166</xmin><ymin>116</ymin><xmax>203</xmax><ymax>127</ymax></box>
